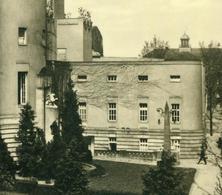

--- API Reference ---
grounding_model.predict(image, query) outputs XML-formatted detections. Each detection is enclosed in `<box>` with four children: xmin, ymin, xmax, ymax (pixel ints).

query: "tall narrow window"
<box><xmin>18</xmin><ymin>27</ymin><xmax>27</xmax><ymax>45</ymax></box>
<box><xmin>79</xmin><ymin>102</ymin><xmax>87</xmax><ymax>122</ymax></box>
<box><xmin>109</xmin><ymin>137</ymin><xmax>117</xmax><ymax>151</ymax></box>
<box><xmin>108</xmin><ymin>103</ymin><xmax>117</xmax><ymax>121</ymax></box>
<box><xmin>171</xmin><ymin>104</ymin><xmax>180</xmax><ymax>123</ymax></box>
<box><xmin>139</xmin><ymin>103</ymin><xmax>148</xmax><ymax>122</ymax></box>
<box><xmin>18</xmin><ymin>72</ymin><xmax>28</xmax><ymax>105</ymax></box>
<box><xmin>139</xmin><ymin>138</ymin><xmax>148</xmax><ymax>151</ymax></box>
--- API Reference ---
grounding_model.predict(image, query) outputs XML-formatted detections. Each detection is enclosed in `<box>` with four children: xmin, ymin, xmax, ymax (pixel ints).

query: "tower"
<box><xmin>179</xmin><ymin>33</ymin><xmax>191</xmax><ymax>52</ymax></box>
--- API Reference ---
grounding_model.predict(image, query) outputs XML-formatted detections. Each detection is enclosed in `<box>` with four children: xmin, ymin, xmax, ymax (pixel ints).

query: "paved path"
<box><xmin>179</xmin><ymin>160</ymin><xmax>219</xmax><ymax>195</ymax></box>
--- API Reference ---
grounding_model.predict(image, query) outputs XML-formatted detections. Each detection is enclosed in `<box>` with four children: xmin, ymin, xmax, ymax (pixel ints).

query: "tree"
<box><xmin>16</xmin><ymin>103</ymin><xmax>46</xmax><ymax>177</ymax></box>
<box><xmin>200</xmin><ymin>42</ymin><xmax>222</xmax><ymax>136</ymax></box>
<box><xmin>43</xmin><ymin>120</ymin><xmax>65</xmax><ymax>179</ymax></box>
<box><xmin>141</xmin><ymin>36</ymin><xmax>169</xmax><ymax>58</ymax></box>
<box><xmin>55</xmin><ymin>152</ymin><xmax>88</xmax><ymax>195</ymax></box>
<box><xmin>92</xmin><ymin>26</ymin><xmax>103</xmax><ymax>57</ymax></box>
<box><xmin>0</xmin><ymin>133</ymin><xmax>16</xmax><ymax>190</ymax></box>
<box><xmin>61</xmin><ymin>79</ymin><xmax>92</xmax><ymax>162</ymax></box>
<box><xmin>143</xmin><ymin>150</ymin><xmax>184</xmax><ymax>195</ymax></box>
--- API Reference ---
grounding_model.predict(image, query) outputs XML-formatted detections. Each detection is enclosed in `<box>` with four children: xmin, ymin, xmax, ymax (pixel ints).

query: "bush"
<box><xmin>55</xmin><ymin>154</ymin><xmax>88</xmax><ymax>195</ymax></box>
<box><xmin>16</xmin><ymin>104</ymin><xmax>46</xmax><ymax>177</ymax></box>
<box><xmin>142</xmin><ymin>150</ymin><xmax>185</xmax><ymax>195</ymax></box>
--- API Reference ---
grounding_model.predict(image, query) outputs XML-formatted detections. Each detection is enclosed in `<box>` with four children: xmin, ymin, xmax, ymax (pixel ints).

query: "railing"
<box><xmin>95</xmin><ymin>150</ymin><xmax>161</xmax><ymax>162</ymax></box>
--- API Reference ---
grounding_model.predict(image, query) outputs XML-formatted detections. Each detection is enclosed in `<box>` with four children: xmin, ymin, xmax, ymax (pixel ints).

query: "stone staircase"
<box><xmin>0</xmin><ymin>116</ymin><xmax>19</xmax><ymax>161</ymax></box>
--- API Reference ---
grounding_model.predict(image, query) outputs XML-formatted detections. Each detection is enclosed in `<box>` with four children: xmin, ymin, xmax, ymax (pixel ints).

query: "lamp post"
<box><xmin>37</xmin><ymin>66</ymin><xmax>52</xmax><ymax>134</ymax></box>
<box><xmin>156</xmin><ymin>102</ymin><xmax>171</xmax><ymax>152</ymax></box>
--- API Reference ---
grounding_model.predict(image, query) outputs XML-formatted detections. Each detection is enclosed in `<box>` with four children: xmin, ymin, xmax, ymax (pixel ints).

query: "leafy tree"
<box><xmin>200</xmin><ymin>42</ymin><xmax>222</xmax><ymax>136</ymax></box>
<box><xmin>55</xmin><ymin>151</ymin><xmax>88</xmax><ymax>195</ymax></box>
<box><xmin>92</xmin><ymin>26</ymin><xmax>103</xmax><ymax>57</ymax></box>
<box><xmin>0</xmin><ymin>133</ymin><xmax>16</xmax><ymax>190</ymax></box>
<box><xmin>16</xmin><ymin>103</ymin><xmax>46</xmax><ymax>177</ymax></box>
<box><xmin>143</xmin><ymin>150</ymin><xmax>184</xmax><ymax>195</ymax></box>
<box><xmin>141</xmin><ymin>36</ymin><xmax>169</xmax><ymax>58</ymax></box>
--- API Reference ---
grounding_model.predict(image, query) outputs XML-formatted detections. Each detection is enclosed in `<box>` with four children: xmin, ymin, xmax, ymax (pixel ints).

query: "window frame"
<box><xmin>79</xmin><ymin>102</ymin><xmax>87</xmax><ymax>122</ymax></box>
<box><xmin>18</xmin><ymin>72</ymin><xmax>28</xmax><ymax>105</ymax></box>
<box><xmin>77</xmin><ymin>75</ymin><xmax>88</xmax><ymax>82</ymax></box>
<box><xmin>170</xmin><ymin>75</ymin><xmax>181</xmax><ymax>82</ymax></box>
<box><xmin>18</xmin><ymin>27</ymin><xmax>27</xmax><ymax>46</ymax></box>
<box><xmin>107</xmin><ymin>75</ymin><xmax>117</xmax><ymax>82</ymax></box>
<box><xmin>139</xmin><ymin>138</ymin><xmax>148</xmax><ymax>151</ymax></box>
<box><xmin>57</xmin><ymin>48</ymin><xmax>67</xmax><ymax>61</ymax></box>
<box><xmin>109</xmin><ymin>137</ymin><xmax>117</xmax><ymax>151</ymax></box>
<box><xmin>171</xmin><ymin>103</ymin><xmax>180</xmax><ymax>124</ymax></box>
<box><xmin>139</xmin><ymin>103</ymin><xmax>148</xmax><ymax>122</ymax></box>
<box><xmin>138</xmin><ymin>75</ymin><xmax>149</xmax><ymax>82</ymax></box>
<box><xmin>108</xmin><ymin>103</ymin><xmax>117</xmax><ymax>122</ymax></box>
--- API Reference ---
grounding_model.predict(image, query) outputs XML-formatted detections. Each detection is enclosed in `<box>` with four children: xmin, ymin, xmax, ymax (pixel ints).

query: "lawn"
<box><xmin>1</xmin><ymin>160</ymin><xmax>196</xmax><ymax>195</ymax></box>
<box><xmin>89</xmin><ymin>160</ymin><xmax>196</xmax><ymax>195</ymax></box>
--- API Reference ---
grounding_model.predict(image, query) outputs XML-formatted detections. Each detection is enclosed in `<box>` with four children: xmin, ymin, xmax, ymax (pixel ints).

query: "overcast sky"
<box><xmin>65</xmin><ymin>0</ymin><xmax>222</xmax><ymax>57</ymax></box>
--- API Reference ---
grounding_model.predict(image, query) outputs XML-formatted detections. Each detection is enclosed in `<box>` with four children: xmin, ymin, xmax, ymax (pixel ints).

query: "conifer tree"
<box><xmin>44</xmin><ymin>120</ymin><xmax>65</xmax><ymax>179</ymax></box>
<box><xmin>55</xmin><ymin>150</ymin><xmax>88</xmax><ymax>195</ymax></box>
<box><xmin>61</xmin><ymin>79</ymin><xmax>92</xmax><ymax>162</ymax></box>
<box><xmin>16</xmin><ymin>103</ymin><xmax>45</xmax><ymax>177</ymax></box>
<box><xmin>0</xmin><ymin>133</ymin><xmax>16</xmax><ymax>190</ymax></box>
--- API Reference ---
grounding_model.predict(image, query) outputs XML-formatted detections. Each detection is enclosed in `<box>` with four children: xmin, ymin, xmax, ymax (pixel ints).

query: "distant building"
<box><xmin>68</xmin><ymin>58</ymin><xmax>205</xmax><ymax>160</ymax></box>
<box><xmin>0</xmin><ymin>0</ymin><xmax>64</xmax><ymax>160</ymax></box>
<box><xmin>57</xmin><ymin>17</ymin><xmax>92</xmax><ymax>61</ymax></box>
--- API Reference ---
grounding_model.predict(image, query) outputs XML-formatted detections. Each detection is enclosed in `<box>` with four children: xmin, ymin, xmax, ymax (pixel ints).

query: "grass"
<box><xmin>1</xmin><ymin>160</ymin><xmax>196</xmax><ymax>195</ymax></box>
<box><xmin>89</xmin><ymin>160</ymin><xmax>196</xmax><ymax>195</ymax></box>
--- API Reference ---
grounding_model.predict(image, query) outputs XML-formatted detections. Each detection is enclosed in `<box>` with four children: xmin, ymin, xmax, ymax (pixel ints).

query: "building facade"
<box><xmin>70</xmin><ymin>59</ymin><xmax>205</xmax><ymax>159</ymax></box>
<box><xmin>57</xmin><ymin>17</ymin><xmax>92</xmax><ymax>61</ymax></box>
<box><xmin>0</xmin><ymin>0</ymin><xmax>64</xmax><ymax>159</ymax></box>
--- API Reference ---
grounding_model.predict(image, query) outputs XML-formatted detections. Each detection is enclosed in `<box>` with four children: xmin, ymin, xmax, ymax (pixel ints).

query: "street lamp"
<box><xmin>37</xmin><ymin>66</ymin><xmax>52</xmax><ymax>133</ymax></box>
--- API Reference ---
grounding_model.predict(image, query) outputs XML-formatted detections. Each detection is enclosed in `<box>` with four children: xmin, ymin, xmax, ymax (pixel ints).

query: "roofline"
<box><xmin>52</xmin><ymin>60</ymin><xmax>202</xmax><ymax>66</ymax></box>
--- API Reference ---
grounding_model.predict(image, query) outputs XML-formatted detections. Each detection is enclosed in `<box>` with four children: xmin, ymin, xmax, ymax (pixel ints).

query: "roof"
<box><xmin>180</xmin><ymin>33</ymin><xmax>190</xmax><ymax>40</ymax></box>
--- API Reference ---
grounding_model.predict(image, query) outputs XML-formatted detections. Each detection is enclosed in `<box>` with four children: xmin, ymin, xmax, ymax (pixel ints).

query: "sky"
<box><xmin>65</xmin><ymin>0</ymin><xmax>222</xmax><ymax>57</ymax></box>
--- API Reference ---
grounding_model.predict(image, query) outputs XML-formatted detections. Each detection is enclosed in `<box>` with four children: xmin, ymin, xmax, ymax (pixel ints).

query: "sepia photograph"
<box><xmin>0</xmin><ymin>0</ymin><xmax>222</xmax><ymax>194</ymax></box>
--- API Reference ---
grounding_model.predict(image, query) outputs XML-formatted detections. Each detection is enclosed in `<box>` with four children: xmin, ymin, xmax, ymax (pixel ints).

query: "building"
<box><xmin>67</xmin><ymin>57</ymin><xmax>205</xmax><ymax>160</ymax></box>
<box><xmin>0</xmin><ymin>0</ymin><xmax>64</xmax><ymax>160</ymax></box>
<box><xmin>57</xmin><ymin>17</ymin><xmax>92</xmax><ymax>61</ymax></box>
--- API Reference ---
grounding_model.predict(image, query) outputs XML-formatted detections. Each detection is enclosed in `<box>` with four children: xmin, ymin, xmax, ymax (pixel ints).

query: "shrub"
<box><xmin>142</xmin><ymin>150</ymin><xmax>185</xmax><ymax>195</ymax></box>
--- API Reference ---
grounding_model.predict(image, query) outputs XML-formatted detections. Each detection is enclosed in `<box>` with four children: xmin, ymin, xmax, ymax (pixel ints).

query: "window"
<box><xmin>57</xmin><ymin>48</ymin><xmax>67</xmax><ymax>60</ymax></box>
<box><xmin>138</xmin><ymin>75</ymin><xmax>148</xmax><ymax>81</ymax></box>
<box><xmin>139</xmin><ymin>138</ymin><xmax>148</xmax><ymax>151</ymax></box>
<box><xmin>109</xmin><ymin>137</ymin><xmax>117</xmax><ymax>151</ymax></box>
<box><xmin>77</xmin><ymin>75</ymin><xmax>87</xmax><ymax>82</ymax></box>
<box><xmin>171</xmin><ymin>104</ymin><xmax>180</xmax><ymax>123</ymax></box>
<box><xmin>139</xmin><ymin>103</ymin><xmax>148</xmax><ymax>122</ymax></box>
<box><xmin>171</xmin><ymin>139</ymin><xmax>180</xmax><ymax>152</ymax></box>
<box><xmin>107</xmin><ymin>75</ymin><xmax>117</xmax><ymax>82</ymax></box>
<box><xmin>18</xmin><ymin>72</ymin><xmax>28</xmax><ymax>105</ymax></box>
<box><xmin>18</xmin><ymin>27</ymin><xmax>27</xmax><ymax>45</ymax></box>
<box><xmin>108</xmin><ymin>103</ymin><xmax>117</xmax><ymax>121</ymax></box>
<box><xmin>79</xmin><ymin>102</ymin><xmax>87</xmax><ymax>122</ymax></box>
<box><xmin>170</xmin><ymin>75</ymin><xmax>181</xmax><ymax>82</ymax></box>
